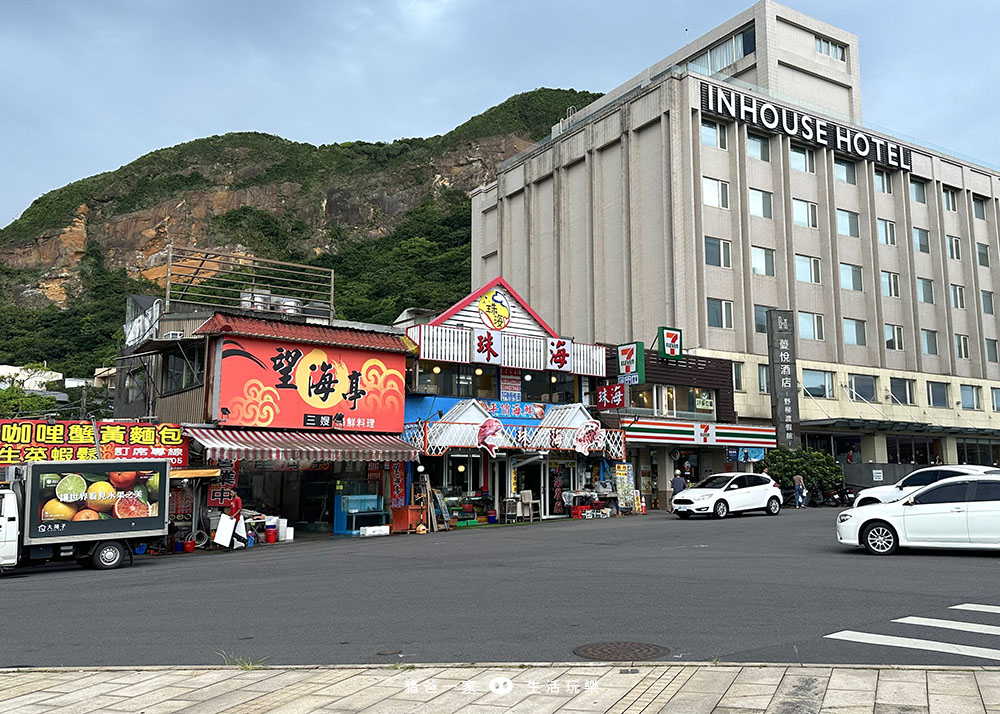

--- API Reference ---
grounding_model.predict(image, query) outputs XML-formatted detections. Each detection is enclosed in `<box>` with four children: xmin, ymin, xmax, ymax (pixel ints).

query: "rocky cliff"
<box><xmin>1</xmin><ymin>88</ymin><xmax>599</xmax><ymax>308</ymax></box>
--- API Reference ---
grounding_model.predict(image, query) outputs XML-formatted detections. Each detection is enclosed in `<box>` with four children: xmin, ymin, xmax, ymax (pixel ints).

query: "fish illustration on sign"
<box><xmin>477</xmin><ymin>418</ymin><xmax>505</xmax><ymax>457</ymax></box>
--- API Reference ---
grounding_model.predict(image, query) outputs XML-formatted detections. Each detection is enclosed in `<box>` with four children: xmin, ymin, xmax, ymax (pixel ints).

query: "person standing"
<box><xmin>670</xmin><ymin>470</ymin><xmax>687</xmax><ymax>513</ymax></box>
<box><xmin>227</xmin><ymin>491</ymin><xmax>245</xmax><ymax>549</ymax></box>
<box><xmin>793</xmin><ymin>473</ymin><xmax>805</xmax><ymax>509</ymax></box>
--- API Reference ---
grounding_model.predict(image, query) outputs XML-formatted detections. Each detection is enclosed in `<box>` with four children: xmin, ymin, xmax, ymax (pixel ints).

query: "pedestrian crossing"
<box><xmin>825</xmin><ymin>602</ymin><xmax>1000</xmax><ymax>662</ymax></box>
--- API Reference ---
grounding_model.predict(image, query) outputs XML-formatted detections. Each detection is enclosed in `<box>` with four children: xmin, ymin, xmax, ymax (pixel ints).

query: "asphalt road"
<box><xmin>2</xmin><ymin>506</ymin><xmax>998</xmax><ymax>668</ymax></box>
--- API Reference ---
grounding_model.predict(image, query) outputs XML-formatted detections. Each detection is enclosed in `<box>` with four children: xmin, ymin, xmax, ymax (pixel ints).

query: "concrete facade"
<box><xmin>471</xmin><ymin>0</ymin><xmax>1000</xmax><ymax>465</ymax></box>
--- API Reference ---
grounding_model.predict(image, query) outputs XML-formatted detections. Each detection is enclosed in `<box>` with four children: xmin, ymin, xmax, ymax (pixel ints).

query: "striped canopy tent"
<box><xmin>184</xmin><ymin>427</ymin><xmax>420</xmax><ymax>462</ymax></box>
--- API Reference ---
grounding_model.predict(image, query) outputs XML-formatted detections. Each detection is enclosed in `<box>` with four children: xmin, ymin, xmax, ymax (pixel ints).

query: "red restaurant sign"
<box><xmin>217</xmin><ymin>335</ymin><xmax>405</xmax><ymax>432</ymax></box>
<box><xmin>0</xmin><ymin>420</ymin><xmax>188</xmax><ymax>466</ymax></box>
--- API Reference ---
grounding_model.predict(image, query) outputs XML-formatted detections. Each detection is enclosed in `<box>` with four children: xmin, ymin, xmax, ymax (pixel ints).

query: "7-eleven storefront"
<box><xmin>609</xmin><ymin>418</ymin><xmax>777</xmax><ymax>510</ymax></box>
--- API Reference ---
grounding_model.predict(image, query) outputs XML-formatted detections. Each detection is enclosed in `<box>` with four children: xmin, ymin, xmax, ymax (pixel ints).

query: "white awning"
<box><xmin>184</xmin><ymin>427</ymin><xmax>420</xmax><ymax>462</ymax></box>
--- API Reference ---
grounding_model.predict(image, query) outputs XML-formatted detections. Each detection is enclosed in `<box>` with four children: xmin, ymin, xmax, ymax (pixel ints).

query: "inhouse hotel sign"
<box><xmin>701</xmin><ymin>82</ymin><xmax>913</xmax><ymax>171</ymax></box>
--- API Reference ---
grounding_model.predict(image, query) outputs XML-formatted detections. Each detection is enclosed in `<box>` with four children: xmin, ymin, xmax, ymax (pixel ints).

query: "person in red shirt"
<box><xmin>227</xmin><ymin>492</ymin><xmax>244</xmax><ymax>549</ymax></box>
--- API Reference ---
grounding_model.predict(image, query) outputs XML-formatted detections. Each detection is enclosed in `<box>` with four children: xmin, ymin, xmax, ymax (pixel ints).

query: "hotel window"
<box><xmin>948</xmin><ymin>235</ymin><xmax>961</xmax><ymax>261</ymax></box>
<box><xmin>843</xmin><ymin>318</ymin><xmax>866</xmax><ymax>346</ymax></box>
<box><xmin>689</xmin><ymin>26</ymin><xmax>756</xmax><ymax>74</ymax></box>
<box><xmin>910</xmin><ymin>178</ymin><xmax>927</xmax><ymax>203</ymax></box>
<box><xmin>890</xmin><ymin>377</ymin><xmax>916</xmax><ymax>405</ymax></box>
<box><xmin>758</xmin><ymin>364</ymin><xmax>771</xmax><ymax>394</ymax></box>
<box><xmin>834</xmin><ymin>158</ymin><xmax>857</xmax><ymax>184</ymax></box>
<box><xmin>840</xmin><ymin>263</ymin><xmax>863</xmax><ymax>291</ymax></box>
<box><xmin>974</xmin><ymin>195</ymin><xmax>987</xmax><ymax>220</ymax></box>
<box><xmin>793</xmin><ymin>199</ymin><xmax>819</xmax><ymax>228</ymax></box>
<box><xmin>751</xmin><ymin>246</ymin><xmax>775</xmax><ymax>276</ymax></box>
<box><xmin>707</xmin><ymin>298</ymin><xmax>734</xmax><ymax>329</ymax></box>
<box><xmin>799</xmin><ymin>311</ymin><xmax>825</xmax><ymax>341</ymax></box>
<box><xmin>747</xmin><ymin>132</ymin><xmax>770</xmax><ymax>161</ymax></box>
<box><xmin>704</xmin><ymin>236</ymin><xmax>732</xmax><ymax>268</ymax></box>
<box><xmin>917</xmin><ymin>278</ymin><xmax>935</xmax><ymax>304</ymax></box>
<box><xmin>978</xmin><ymin>242</ymin><xmax>991</xmax><ymax>267</ymax></box>
<box><xmin>790</xmin><ymin>145</ymin><xmax>815</xmax><ymax>173</ymax></box>
<box><xmin>994</xmin><ymin>387</ymin><xmax>1000</xmax><ymax>412</ymax></box>
<box><xmin>927</xmin><ymin>381</ymin><xmax>949</xmax><ymax>408</ymax></box>
<box><xmin>921</xmin><ymin>329</ymin><xmax>938</xmax><ymax>356</ymax></box>
<box><xmin>955</xmin><ymin>334</ymin><xmax>971</xmax><ymax>360</ymax></box>
<box><xmin>703</xmin><ymin>177</ymin><xmax>729</xmax><ymax>208</ymax></box>
<box><xmin>754</xmin><ymin>304</ymin><xmax>773</xmax><ymax>333</ymax></box>
<box><xmin>942</xmin><ymin>186</ymin><xmax>958</xmax><ymax>212</ymax></box>
<box><xmin>877</xmin><ymin>219</ymin><xmax>896</xmax><ymax>245</ymax></box>
<box><xmin>982</xmin><ymin>290</ymin><xmax>995</xmax><ymax>315</ymax></box>
<box><xmin>913</xmin><ymin>227</ymin><xmax>930</xmax><ymax>253</ymax></box>
<box><xmin>701</xmin><ymin>119</ymin><xmax>727</xmax><ymax>149</ymax></box>
<box><xmin>950</xmin><ymin>284</ymin><xmax>966</xmax><ymax>309</ymax></box>
<box><xmin>749</xmin><ymin>188</ymin><xmax>773</xmax><ymax>218</ymax></box>
<box><xmin>961</xmin><ymin>385</ymin><xmax>982</xmax><ymax>410</ymax></box>
<box><xmin>795</xmin><ymin>254</ymin><xmax>821</xmax><ymax>283</ymax></box>
<box><xmin>848</xmin><ymin>374</ymin><xmax>877</xmax><ymax>402</ymax></box>
<box><xmin>987</xmin><ymin>339</ymin><xmax>999</xmax><ymax>364</ymax></box>
<box><xmin>881</xmin><ymin>271</ymin><xmax>900</xmax><ymax>298</ymax></box>
<box><xmin>732</xmin><ymin>362</ymin><xmax>744</xmax><ymax>391</ymax></box>
<box><xmin>836</xmin><ymin>209</ymin><xmax>860</xmax><ymax>237</ymax></box>
<box><xmin>884</xmin><ymin>324</ymin><xmax>904</xmax><ymax>351</ymax></box>
<box><xmin>815</xmin><ymin>36</ymin><xmax>846</xmax><ymax>60</ymax></box>
<box><xmin>874</xmin><ymin>169</ymin><xmax>892</xmax><ymax>194</ymax></box>
<box><xmin>802</xmin><ymin>369</ymin><xmax>834</xmax><ymax>398</ymax></box>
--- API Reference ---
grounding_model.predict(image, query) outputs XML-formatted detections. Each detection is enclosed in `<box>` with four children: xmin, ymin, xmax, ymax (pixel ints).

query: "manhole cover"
<box><xmin>573</xmin><ymin>642</ymin><xmax>670</xmax><ymax>661</ymax></box>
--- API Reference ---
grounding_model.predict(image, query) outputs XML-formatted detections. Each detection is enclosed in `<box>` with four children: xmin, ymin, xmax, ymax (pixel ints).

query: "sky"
<box><xmin>3</xmin><ymin>0</ymin><xmax>1000</xmax><ymax>228</ymax></box>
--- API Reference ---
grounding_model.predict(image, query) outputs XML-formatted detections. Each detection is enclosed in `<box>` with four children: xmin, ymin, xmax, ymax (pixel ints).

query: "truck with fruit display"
<box><xmin>0</xmin><ymin>459</ymin><xmax>169</xmax><ymax>572</ymax></box>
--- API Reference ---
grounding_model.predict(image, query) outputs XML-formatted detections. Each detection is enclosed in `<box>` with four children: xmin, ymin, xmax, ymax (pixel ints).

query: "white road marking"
<box><xmin>951</xmin><ymin>603</ymin><xmax>1000</xmax><ymax>615</ymax></box>
<box><xmin>893</xmin><ymin>616</ymin><xmax>1000</xmax><ymax>637</ymax></box>
<box><xmin>824</xmin><ymin>630</ymin><xmax>1000</xmax><ymax>661</ymax></box>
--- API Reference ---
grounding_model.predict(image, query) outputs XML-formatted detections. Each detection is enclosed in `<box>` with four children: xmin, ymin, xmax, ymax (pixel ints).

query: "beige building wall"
<box><xmin>470</xmin><ymin>1</ymin><xmax>1000</xmax><ymax>441</ymax></box>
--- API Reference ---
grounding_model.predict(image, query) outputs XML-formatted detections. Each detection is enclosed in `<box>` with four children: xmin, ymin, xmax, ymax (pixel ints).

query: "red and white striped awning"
<box><xmin>183</xmin><ymin>427</ymin><xmax>420</xmax><ymax>462</ymax></box>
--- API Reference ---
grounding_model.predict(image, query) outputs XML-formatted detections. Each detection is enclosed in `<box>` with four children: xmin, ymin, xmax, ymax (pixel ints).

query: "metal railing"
<box><xmin>164</xmin><ymin>245</ymin><xmax>335</xmax><ymax>324</ymax></box>
<box><xmin>402</xmin><ymin>421</ymin><xmax>625</xmax><ymax>460</ymax></box>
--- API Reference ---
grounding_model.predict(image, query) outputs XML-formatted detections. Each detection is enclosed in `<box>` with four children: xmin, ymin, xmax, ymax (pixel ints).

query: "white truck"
<box><xmin>0</xmin><ymin>459</ymin><xmax>169</xmax><ymax>572</ymax></box>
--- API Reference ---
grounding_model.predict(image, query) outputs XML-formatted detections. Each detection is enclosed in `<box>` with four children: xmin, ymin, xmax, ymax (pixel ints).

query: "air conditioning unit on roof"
<box><xmin>163</xmin><ymin>331</ymin><xmax>184</xmax><ymax>340</ymax></box>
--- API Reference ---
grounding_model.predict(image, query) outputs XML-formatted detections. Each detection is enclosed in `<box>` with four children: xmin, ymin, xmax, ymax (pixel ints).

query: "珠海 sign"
<box><xmin>616</xmin><ymin>342</ymin><xmax>645</xmax><ymax>384</ymax></box>
<box><xmin>0</xmin><ymin>420</ymin><xmax>188</xmax><ymax>466</ymax></box>
<box><xmin>216</xmin><ymin>335</ymin><xmax>405</xmax><ymax>432</ymax></box>
<box><xmin>595</xmin><ymin>383</ymin><xmax>626</xmax><ymax>411</ymax></box>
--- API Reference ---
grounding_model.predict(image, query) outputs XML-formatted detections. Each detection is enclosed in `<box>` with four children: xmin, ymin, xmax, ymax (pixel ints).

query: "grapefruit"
<box><xmin>55</xmin><ymin>474</ymin><xmax>87</xmax><ymax>503</ymax></box>
<box><xmin>113</xmin><ymin>497</ymin><xmax>150</xmax><ymax>519</ymax></box>
<box><xmin>86</xmin><ymin>482</ymin><xmax>117</xmax><ymax>512</ymax></box>
<box><xmin>109</xmin><ymin>471</ymin><xmax>138</xmax><ymax>490</ymax></box>
<box><xmin>72</xmin><ymin>509</ymin><xmax>101</xmax><ymax>521</ymax></box>
<box><xmin>41</xmin><ymin>499</ymin><xmax>78</xmax><ymax>521</ymax></box>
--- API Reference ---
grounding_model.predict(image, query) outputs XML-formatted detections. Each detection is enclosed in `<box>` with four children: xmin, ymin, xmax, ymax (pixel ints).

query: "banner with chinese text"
<box><xmin>0</xmin><ymin>421</ymin><xmax>188</xmax><ymax>466</ymax></box>
<box><xmin>216</xmin><ymin>336</ymin><xmax>405</xmax><ymax>432</ymax></box>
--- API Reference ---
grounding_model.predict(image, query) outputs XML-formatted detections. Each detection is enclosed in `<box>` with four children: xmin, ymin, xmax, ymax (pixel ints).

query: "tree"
<box><xmin>756</xmin><ymin>447</ymin><xmax>843</xmax><ymax>490</ymax></box>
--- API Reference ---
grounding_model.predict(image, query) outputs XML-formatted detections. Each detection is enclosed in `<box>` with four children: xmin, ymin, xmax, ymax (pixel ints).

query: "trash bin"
<box><xmin>487</xmin><ymin>509</ymin><xmax>497</xmax><ymax>524</ymax></box>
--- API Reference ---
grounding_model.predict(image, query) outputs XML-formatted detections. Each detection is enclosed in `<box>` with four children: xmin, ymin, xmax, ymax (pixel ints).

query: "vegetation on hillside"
<box><xmin>0</xmin><ymin>241</ymin><xmax>154</xmax><ymax>377</ymax></box>
<box><xmin>0</xmin><ymin>87</ymin><xmax>603</xmax><ymax>376</ymax></box>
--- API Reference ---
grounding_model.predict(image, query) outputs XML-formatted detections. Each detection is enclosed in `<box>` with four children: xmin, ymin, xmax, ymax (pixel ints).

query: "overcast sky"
<box><xmin>3</xmin><ymin>0</ymin><xmax>999</xmax><ymax>228</ymax></box>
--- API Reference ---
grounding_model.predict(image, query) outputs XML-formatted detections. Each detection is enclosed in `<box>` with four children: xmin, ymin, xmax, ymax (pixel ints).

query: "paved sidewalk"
<box><xmin>1</xmin><ymin>663</ymin><xmax>999</xmax><ymax>713</ymax></box>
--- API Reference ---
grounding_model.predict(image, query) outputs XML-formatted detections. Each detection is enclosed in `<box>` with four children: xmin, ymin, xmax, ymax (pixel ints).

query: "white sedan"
<box><xmin>837</xmin><ymin>474</ymin><xmax>1000</xmax><ymax>555</ymax></box>
<box><xmin>854</xmin><ymin>464</ymin><xmax>997</xmax><ymax>506</ymax></box>
<box><xmin>672</xmin><ymin>472</ymin><xmax>783</xmax><ymax>519</ymax></box>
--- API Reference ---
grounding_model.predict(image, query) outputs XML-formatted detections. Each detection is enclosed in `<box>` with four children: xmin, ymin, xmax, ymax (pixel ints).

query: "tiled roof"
<box><xmin>193</xmin><ymin>314</ymin><xmax>408</xmax><ymax>353</ymax></box>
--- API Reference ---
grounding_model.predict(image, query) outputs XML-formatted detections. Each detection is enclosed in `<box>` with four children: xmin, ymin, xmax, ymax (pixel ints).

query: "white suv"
<box><xmin>854</xmin><ymin>465</ymin><xmax>997</xmax><ymax>507</ymax></box>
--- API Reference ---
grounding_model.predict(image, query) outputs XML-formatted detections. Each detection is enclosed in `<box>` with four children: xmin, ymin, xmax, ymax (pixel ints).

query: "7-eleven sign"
<box><xmin>616</xmin><ymin>342</ymin><xmax>645</xmax><ymax>385</ymax></box>
<box><xmin>658</xmin><ymin>327</ymin><xmax>683</xmax><ymax>360</ymax></box>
